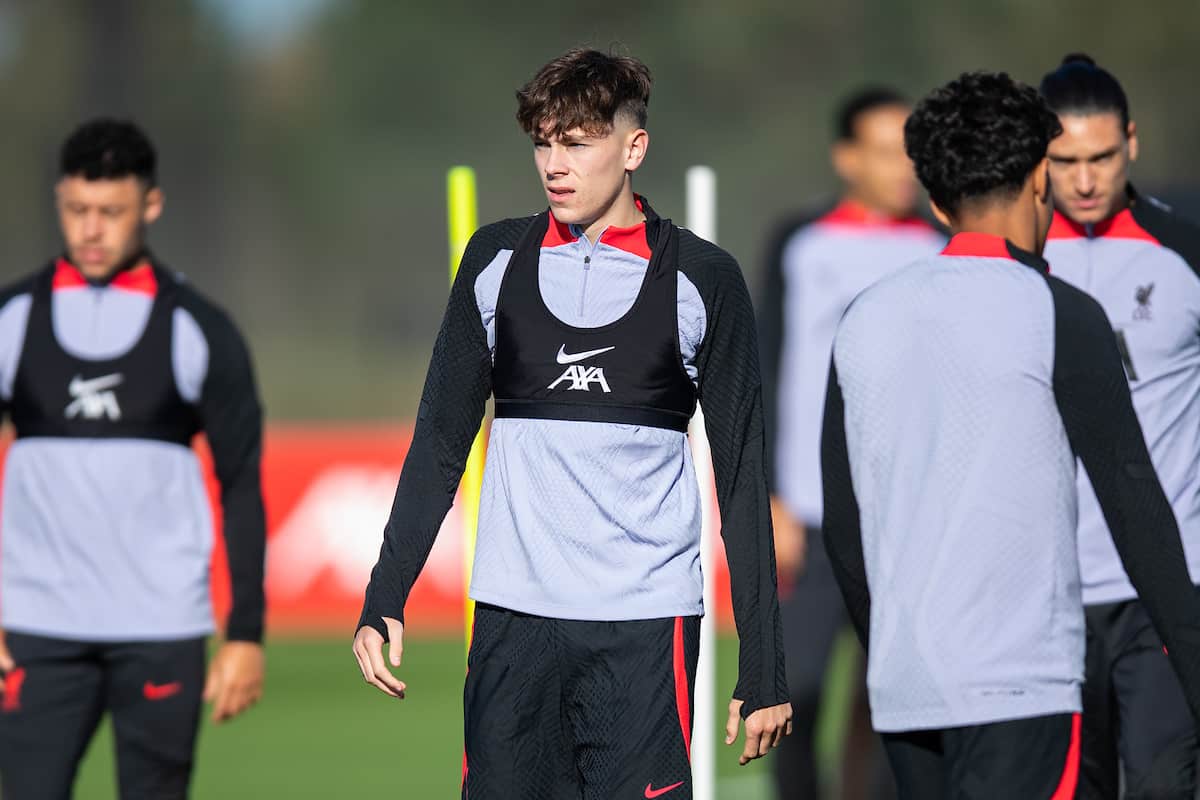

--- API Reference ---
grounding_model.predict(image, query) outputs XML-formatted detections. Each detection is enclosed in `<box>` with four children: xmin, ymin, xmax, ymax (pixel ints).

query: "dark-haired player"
<box><xmin>759</xmin><ymin>86</ymin><xmax>942</xmax><ymax>800</ymax></box>
<box><xmin>1040</xmin><ymin>54</ymin><xmax>1200</xmax><ymax>799</ymax></box>
<box><xmin>0</xmin><ymin>120</ymin><xmax>266</xmax><ymax>800</ymax></box>
<box><xmin>821</xmin><ymin>71</ymin><xmax>1200</xmax><ymax>797</ymax></box>
<box><xmin>352</xmin><ymin>48</ymin><xmax>791</xmax><ymax>799</ymax></box>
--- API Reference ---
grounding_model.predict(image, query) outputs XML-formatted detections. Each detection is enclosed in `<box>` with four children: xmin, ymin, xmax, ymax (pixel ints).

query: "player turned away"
<box><xmin>353</xmin><ymin>48</ymin><xmax>791</xmax><ymax>799</ymax></box>
<box><xmin>821</xmin><ymin>71</ymin><xmax>1200</xmax><ymax>798</ymax></box>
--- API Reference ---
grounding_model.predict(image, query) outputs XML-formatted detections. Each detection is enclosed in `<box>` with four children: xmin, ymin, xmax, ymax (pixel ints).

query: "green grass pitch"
<box><xmin>68</xmin><ymin>633</ymin><xmax>857</xmax><ymax>798</ymax></box>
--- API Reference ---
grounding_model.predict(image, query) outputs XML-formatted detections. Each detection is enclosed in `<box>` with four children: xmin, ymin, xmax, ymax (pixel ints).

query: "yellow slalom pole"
<box><xmin>448</xmin><ymin>166</ymin><xmax>484</xmax><ymax>658</ymax></box>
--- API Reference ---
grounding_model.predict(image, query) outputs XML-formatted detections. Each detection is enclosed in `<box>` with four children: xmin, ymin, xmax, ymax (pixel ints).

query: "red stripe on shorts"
<box><xmin>1049</xmin><ymin>713</ymin><xmax>1082</xmax><ymax>799</ymax></box>
<box><xmin>673</xmin><ymin>617</ymin><xmax>691</xmax><ymax>760</ymax></box>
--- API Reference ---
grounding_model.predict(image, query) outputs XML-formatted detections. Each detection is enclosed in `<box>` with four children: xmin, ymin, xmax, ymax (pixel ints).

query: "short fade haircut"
<box><xmin>1039</xmin><ymin>53</ymin><xmax>1130</xmax><ymax>129</ymax></box>
<box><xmin>905</xmin><ymin>71</ymin><xmax>1062</xmax><ymax>217</ymax></box>
<box><xmin>835</xmin><ymin>87</ymin><xmax>908</xmax><ymax>142</ymax></box>
<box><xmin>516</xmin><ymin>48</ymin><xmax>652</xmax><ymax>138</ymax></box>
<box><xmin>60</xmin><ymin>118</ymin><xmax>157</xmax><ymax>186</ymax></box>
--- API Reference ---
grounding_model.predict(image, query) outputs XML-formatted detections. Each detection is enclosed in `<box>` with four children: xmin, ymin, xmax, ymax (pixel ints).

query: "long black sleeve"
<box><xmin>1048</xmin><ymin>275</ymin><xmax>1200</xmax><ymax>725</ymax></box>
<box><xmin>680</xmin><ymin>231</ymin><xmax>788</xmax><ymax>718</ymax></box>
<box><xmin>179</xmin><ymin>288</ymin><xmax>268</xmax><ymax>643</ymax></box>
<box><xmin>819</xmin><ymin>358</ymin><xmax>870</xmax><ymax>650</ymax></box>
<box><xmin>757</xmin><ymin>219</ymin><xmax>794</xmax><ymax>494</ymax></box>
<box><xmin>358</xmin><ymin>220</ymin><xmax>524</xmax><ymax>639</ymax></box>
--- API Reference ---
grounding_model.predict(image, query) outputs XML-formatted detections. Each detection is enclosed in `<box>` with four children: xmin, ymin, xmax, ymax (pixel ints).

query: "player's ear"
<box><xmin>1032</xmin><ymin>157</ymin><xmax>1051</xmax><ymax>205</ymax></box>
<box><xmin>928</xmin><ymin>198</ymin><xmax>952</xmax><ymax>229</ymax></box>
<box><xmin>1126</xmin><ymin>120</ymin><xmax>1139</xmax><ymax>163</ymax></box>
<box><xmin>624</xmin><ymin>127</ymin><xmax>649</xmax><ymax>173</ymax></box>
<box><xmin>832</xmin><ymin>140</ymin><xmax>856</xmax><ymax>183</ymax></box>
<box><xmin>142</xmin><ymin>186</ymin><xmax>164</xmax><ymax>225</ymax></box>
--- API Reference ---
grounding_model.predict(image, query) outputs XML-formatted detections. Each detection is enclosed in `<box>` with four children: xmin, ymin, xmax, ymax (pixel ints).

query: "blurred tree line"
<box><xmin>1</xmin><ymin>0</ymin><xmax>1198</xmax><ymax>419</ymax></box>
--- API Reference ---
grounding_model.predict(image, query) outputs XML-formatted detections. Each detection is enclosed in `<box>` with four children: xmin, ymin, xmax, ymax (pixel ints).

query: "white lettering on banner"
<box><xmin>266</xmin><ymin>466</ymin><xmax>463</xmax><ymax>598</ymax></box>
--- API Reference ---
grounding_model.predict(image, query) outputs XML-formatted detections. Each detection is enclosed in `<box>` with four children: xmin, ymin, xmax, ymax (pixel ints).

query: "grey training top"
<box><xmin>1044</xmin><ymin>192</ymin><xmax>1200</xmax><ymax>605</ymax></box>
<box><xmin>759</xmin><ymin>203</ymin><xmax>945</xmax><ymax>526</ymax></box>
<box><xmin>821</xmin><ymin>232</ymin><xmax>1200</xmax><ymax>732</ymax></box>
<box><xmin>0</xmin><ymin>257</ymin><xmax>266</xmax><ymax>643</ymax></box>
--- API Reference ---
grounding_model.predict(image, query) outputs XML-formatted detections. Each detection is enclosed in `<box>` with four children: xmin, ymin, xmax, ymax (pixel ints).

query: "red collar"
<box><xmin>542</xmin><ymin>197</ymin><xmax>652</xmax><ymax>260</ymax></box>
<box><xmin>939</xmin><ymin>232</ymin><xmax>1049</xmax><ymax>273</ymax></box>
<box><xmin>1047</xmin><ymin>208</ymin><xmax>1159</xmax><ymax>243</ymax></box>
<box><xmin>941</xmin><ymin>232</ymin><xmax>1014</xmax><ymax>259</ymax></box>
<box><xmin>818</xmin><ymin>200</ymin><xmax>935</xmax><ymax>231</ymax></box>
<box><xmin>53</xmin><ymin>258</ymin><xmax>158</xmax><ymax>296</ymax></box>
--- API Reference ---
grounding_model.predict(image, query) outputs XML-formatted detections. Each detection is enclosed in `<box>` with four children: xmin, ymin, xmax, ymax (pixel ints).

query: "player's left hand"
<box><xmin>204</xmin><ymin>641</ymin><xmax>265</xmax><ymax>724</ymax></box>
<box><xmin>725</xmin><ymin>699</ymin><xmax>793</xmax><ymax>765</ymax></box>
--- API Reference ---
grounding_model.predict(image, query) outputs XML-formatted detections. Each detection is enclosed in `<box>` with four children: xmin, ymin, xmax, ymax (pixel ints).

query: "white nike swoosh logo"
<box><xmin>556</xmin><ymin>345</ymin><xmax>615</xmax><ymax>364</ymax></box>
<box><xmin>68</xmin><ymin>373</ymin><xmax>124</xmax><ymax>396</ymax></box>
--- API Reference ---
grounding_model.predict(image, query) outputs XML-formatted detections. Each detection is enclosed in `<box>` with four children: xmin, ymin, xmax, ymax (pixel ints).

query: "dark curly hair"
<box><xmin>60</xmin><ymin>118</ymin><xmax>156</xmax><ymax>186</ymax></box>
<box><xmin>1039</xmin><ymin>53</ymin><xmax>1129</xmax><ymax>129</ymax></box>
<box><xmin>904</xmin><ymin>72</ymin><xmax>1062</xmax><ymax>217</ymax></box>
<box><xmin>516</xmin><ymin>48</ymin><xmax>651</xmax><ymax>138</ymax></box>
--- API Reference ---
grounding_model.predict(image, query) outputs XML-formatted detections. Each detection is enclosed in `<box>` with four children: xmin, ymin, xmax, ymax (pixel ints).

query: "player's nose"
<box><xmin>543</xmin><ymin>144</ymin><xmax>568</xmax><ymax>177</ymax></box>
<box><xmin>82</xmin><ymin>210</ymin><xmax>104</xmax><ymax>240</ymax></box>
<box><xmin>1076</xmin><ymin>165</ymin><xmax>1096</xmax><ymax>196</ymax></box>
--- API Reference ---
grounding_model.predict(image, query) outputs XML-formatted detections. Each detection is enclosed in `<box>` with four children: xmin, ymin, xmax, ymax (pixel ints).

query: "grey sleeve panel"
<box><xmin>1047</xmin><ymin>274</ymin><xmax>1200</xmax><ymax>723</ymax></box>
<box><xmin>175</xmin><ymin>282</ymin><xmax>267</xmax><ymax>642</ymax></box>
<box><xmin>358</xmin><ymin>218</ymin><xmax>527</xmax><ymax>637</ymax></box>
<box><xmin>819</xmin><ymin>356</ymin><xmax>869</xmax><ymax>650</ymax></box>
<box><xmin>677</xmin><ymin>272</ymin><xmax>706</xmax><ymax>384</ymax></box>
<box><xmin>678</xmin><ymin>230</ymin><xmax>788</xmax><ymax>717</ymax></box>
<box><xmin>474</xmin><ymin>248</ymin><xmax>514</xmax><ymax>353</ymax></box>
<box><xmin>0</xmin><ymin>293</ymin><xmax>32</xmax><ymax>402</ymax></box>
<box><xmin>171</xmin><ymin>307</ymin><xmax>209</xmax><ymax>405</ymax></box>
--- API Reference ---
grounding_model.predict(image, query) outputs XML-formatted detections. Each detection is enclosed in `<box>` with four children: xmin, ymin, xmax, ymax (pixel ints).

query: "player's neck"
<box><xmin>842</xmin><ymin>192</ymin><xmax>899</xmax><ymax>221</ymax></box>
<box><xmin>953</xmin><ymin>207</ymin><xmax>1039</xmax><ymax>255</ymax></box>
<box><xmin>578</xmin><ymin>185</ymin><xmax>644</xmax><ymax>244</ymax></box>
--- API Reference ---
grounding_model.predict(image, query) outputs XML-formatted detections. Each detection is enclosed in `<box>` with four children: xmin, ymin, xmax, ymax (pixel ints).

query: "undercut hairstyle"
<box><xmin>835</xmin><ymin>87</ymin><xmax>908</xmax><ymax>142</ymax></box>
<box><xmin>60</xmin><ymin>118</ymin><xmax>157</xmax><ymax>186</ymax></box>
<box><xmin>905</xmin><ymin>71</ymin><xmax>1062</xmax><ymax>218</ymax></box>
<box><xmin>1039</xmin><ymin>53</ymin><xmax>1130</xmax><ymax>129</ymax></box>
<box><xmin>516</xmin><ymin>48</ymin><xmax>652</xmax><ymax>138</ymax></box>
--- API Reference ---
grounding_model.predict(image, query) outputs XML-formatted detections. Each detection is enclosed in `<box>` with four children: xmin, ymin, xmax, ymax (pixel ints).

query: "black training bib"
<box><xmin>492</xmin><ymin>205</ymin><xmax>697</xmax><ymax>432</ymax></box>
<box><xmin>10</xmin><ymin>262</ymin><xmax>200</xmax><ymax>445</ymax></box>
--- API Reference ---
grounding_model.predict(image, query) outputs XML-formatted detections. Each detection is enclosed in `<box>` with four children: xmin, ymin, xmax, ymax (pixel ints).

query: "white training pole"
<box><xmin>686</xmin><ymin>165</ymin><xmax>718</xmax><ymax>800</ymax></box>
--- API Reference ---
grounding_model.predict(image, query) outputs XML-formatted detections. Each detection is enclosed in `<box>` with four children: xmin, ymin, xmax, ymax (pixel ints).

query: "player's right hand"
<box><xmin>352</xmin><ymin>617</ymin><xmax>407</xmax><ymax>699</ymax></box>
<box><xmin>0</xmin><ymin>628</ymin><xmax>14</xmax><ymax>693</ymax></box>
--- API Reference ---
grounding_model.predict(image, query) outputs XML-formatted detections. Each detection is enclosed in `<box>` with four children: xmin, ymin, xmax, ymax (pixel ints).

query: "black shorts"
<box><xmin>0</xmin><ymin>631</ymin><xmax>206</xmax><ymax>800</ymax></box>
<box><xmin>881</xmin><ymin>712</ymin><xmax>1080</xmax><ymax>800</ymax></box>
<box><xmin>1079</xmin><ymin>597</ymin><xmax>1198</xmax><ymax>799</ymax></box>
<box><xmin>462</xmin><ymin>603</ymin><xmax>699</xmax><ymax>800</ymax></box>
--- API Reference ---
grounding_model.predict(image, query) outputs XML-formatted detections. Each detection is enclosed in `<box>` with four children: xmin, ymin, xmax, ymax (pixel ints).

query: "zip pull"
<box><xmin>579</xmin><ymin>255</ymin><xmax>592</xmax><ymax>316</ymax></box>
